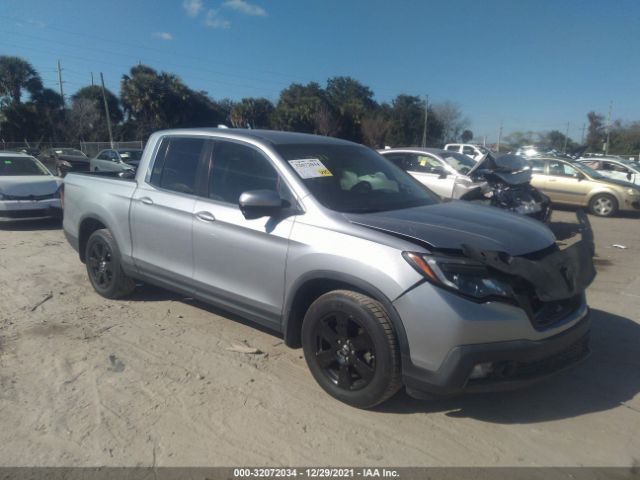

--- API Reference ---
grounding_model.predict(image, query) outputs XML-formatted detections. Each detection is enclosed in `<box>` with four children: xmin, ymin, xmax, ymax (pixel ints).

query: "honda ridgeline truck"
<box><xmin>62</xmin><ymin>129</ymin><xmax>595</xmax><ymax>408</ymax></box>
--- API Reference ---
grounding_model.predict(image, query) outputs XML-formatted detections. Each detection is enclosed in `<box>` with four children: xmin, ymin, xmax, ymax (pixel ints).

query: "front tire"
<box><xmin>589</xmin><ymin>193</ymin><xmax>618</xmax><ymax>217</ymax></box>
<box><xmin>85</xmin><ymin>229</ymin><xmax>135</xmax><ymax>299</ymax></box>
<box><xmin>301</xmin><ymin>290</ymin><xmax>402</xmax><ymax>408</ymax></box>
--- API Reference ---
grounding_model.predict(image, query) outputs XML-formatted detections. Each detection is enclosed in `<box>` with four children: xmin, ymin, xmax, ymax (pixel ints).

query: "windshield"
<box><xmin>275</xmin><ymin>144</ymin><xmax>439</xmax><ymax>213</ymax></box>
<box><xmin>0</xmin><ymin>156</ymin><xmax>50</xmax><ymax>176</ymax></box>
<box><xmin>440</xmin><ymin>151</ymin><xmax>476</xmax><ymax>174</ymax></box>
<box><xmin>118</xmin><ymin>150</ymin><xmax>143</xmax><ymax>160</ymax></box>
<box><xmin>55</xmin><ymin>148</ymin><xmax>86</xmax><ymax>157</ymax></box>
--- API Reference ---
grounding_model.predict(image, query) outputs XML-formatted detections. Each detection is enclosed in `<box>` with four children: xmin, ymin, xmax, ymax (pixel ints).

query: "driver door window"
<box><xmin>548</xmin><ymin>161</ymin><xmax>580</xmax><ymax>178</ymax></box>
<box><xmin>208</xmin><ymin>140</ymin><xmax>293</xmax><ymax>205</ymax></box>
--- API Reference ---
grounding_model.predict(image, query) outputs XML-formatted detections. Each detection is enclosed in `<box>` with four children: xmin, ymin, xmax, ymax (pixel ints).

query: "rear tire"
<box><xmin>301</xmin><ymin>290</ymin><xmax>402</xmax><ymax>408</ymax></box>
<box><xmin>589</xmin><ymin>193</ymin><xmax>618</xmax><ymax>217</ymax></box>
<box><xmin>85</xmin><ymin>229</ymin><xmax>135</xmax><ymax>299</ymax></box>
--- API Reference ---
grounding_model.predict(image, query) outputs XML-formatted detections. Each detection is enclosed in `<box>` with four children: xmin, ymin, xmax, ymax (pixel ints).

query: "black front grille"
<box><xmin>0</xmin><ymin>209</ymin><xmax>51</xmax><ymax>218</ymax></box>
<box><xmin>68</xmin><ymin>161</ymin><xmax>90</xmax><ymax>171</ymax></box>
<box><xmin>3</xmin><ymin>192</ymin><xmax>57</xmax><ymax>201</ymax></box>
<box><xmin>530</xmin><ymin>294</ymin><xmax>582</xmax><ymax>329</ymax></box>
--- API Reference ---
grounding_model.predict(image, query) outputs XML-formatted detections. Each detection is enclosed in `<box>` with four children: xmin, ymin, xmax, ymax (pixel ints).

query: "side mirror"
<box><xmin>627</xmin><ymin>172</ymin><xmax>632</xmax><ymax>181</ymax></box>
<box><xmin>576</xmin><ymin>172</ymin><xmax>586</xmax><ymax>181</ymax></box>
<box><xmin>239</xmin><ymin>189</ymin><xmax>287</xmax><ymax>220</ymax></box>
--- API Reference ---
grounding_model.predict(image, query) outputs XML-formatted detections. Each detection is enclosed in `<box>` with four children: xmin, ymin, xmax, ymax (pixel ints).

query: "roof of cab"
<box><xmin>154</xmin><ymin>128</ymin><xmax>358</xmax><ymax>147</ymax></box>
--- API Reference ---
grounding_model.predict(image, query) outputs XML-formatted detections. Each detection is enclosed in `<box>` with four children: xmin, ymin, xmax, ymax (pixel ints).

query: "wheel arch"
<box><xmin>283</xmin><ymin>271</ymin><xmax>410</xmax><ymax>362</ymax></box>
<box><xmin>78</xmin><ymin>215</ymin><xmax>110</xmax><ymax>263</ymax></box>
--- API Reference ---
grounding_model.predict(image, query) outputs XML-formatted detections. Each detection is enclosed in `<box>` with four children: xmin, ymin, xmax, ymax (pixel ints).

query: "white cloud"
<box><xmin>205</xmin><ymin>9</ymin><xmax>231</xmax><ymax>29</ymax></box>
<box><xmin>222</xmin><ymin>0</ymin><xmax>267</xmax><ymax>17</ymax></box>
<box><xmin>153</xmin><ymin>32</ymin><xmax>174</xmax><ymax>40</ymax></box>
<box><xmin>183</xmin><ymin>0</ymin><xmax>203</xmax><ymax>17</ymax></box>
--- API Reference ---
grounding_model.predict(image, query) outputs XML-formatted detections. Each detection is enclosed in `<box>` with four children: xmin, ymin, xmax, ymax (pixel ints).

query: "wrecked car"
<box><xmin>380</xmin><ymin>148</ymin><xmax>551</xmax><ymax>222</ymax></box>
<box><xmin>63</xmin><ymin>129</ymin><xmax>595</xmax><ymax>408</ymax></box>
<box><xmin>0</xmin><ymin>152</ymin><xmax>63</xmax><ymax>221</ymax></box>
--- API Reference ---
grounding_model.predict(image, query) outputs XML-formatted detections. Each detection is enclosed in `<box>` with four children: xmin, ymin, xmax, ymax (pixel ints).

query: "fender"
<box><xmin>283</xmin><ymin>270</ymin><xmax>412</xmax><ymax>365</ymax></box>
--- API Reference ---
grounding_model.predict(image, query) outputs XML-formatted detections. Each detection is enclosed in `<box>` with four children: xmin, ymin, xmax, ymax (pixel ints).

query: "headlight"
<box><xmin>626</xmin><ymin>188</ymin><xmax>639</xmax><ymax>196</ymax></box>
<box><xmin>403</xmin><ymin>252</ymin><xmax>514</xmax><ymax>300</ymax></box>
<box><xmin>59</xmin><ymin>160</ymin><xmax>72</xmax><ymax>168</ymax></box>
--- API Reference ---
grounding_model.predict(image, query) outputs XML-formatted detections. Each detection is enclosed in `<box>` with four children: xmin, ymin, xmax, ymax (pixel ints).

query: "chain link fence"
<box><xmin>0</xmin><ymin>140</ymin><xmax>145</xmax><ymax>157</ymax></box>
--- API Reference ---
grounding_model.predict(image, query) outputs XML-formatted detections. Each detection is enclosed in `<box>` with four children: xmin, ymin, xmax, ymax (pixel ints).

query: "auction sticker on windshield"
<box><xmin>288</xmin><ymin>158</ymin><xmax>333</xmax><ymax>178</ymax></box>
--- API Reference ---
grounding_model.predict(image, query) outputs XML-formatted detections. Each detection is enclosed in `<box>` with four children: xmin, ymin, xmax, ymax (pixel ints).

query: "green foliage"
<box><xmin>120</xmin><ymin>64</ymin><xmax>224</xmax><ymax>138</ymax></box>
<box><xmin>0</xmin><ymin>56</ymin><xmax>43</xmax><ymax>106</ymax></box>
<box><xmin>230</xmin><ymin>97</ymin><xmax>274</xmax><ymax>128</ymax></box>
<box><xmin>271</xmin><ymin>82</ymin><xmax>330</xmax><ymax>133</ymax></box>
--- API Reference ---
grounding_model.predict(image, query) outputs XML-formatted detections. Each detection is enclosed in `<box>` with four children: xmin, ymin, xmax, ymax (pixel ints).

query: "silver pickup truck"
<box><xmin>63</xmin><ymin>128</ymin><xmax>595</xmax><ymax>408</ymax></box>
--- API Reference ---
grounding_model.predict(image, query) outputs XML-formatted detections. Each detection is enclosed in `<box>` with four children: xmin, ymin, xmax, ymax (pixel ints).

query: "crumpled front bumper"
<box><xmin>462</xmin><ymin>210</ymin><xmax>596</xmax><ymax>302</ymax></box>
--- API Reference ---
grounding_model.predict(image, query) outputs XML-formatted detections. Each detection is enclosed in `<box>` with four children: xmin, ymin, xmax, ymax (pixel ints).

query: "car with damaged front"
<box><xmin>379</xmin><ymin>147</ymin><xmax>551</xmax><ymax>222</ymax></box>
<box><xmin>62</xmin><ymin>129</ymin><xmax>595</xmax><ymax>408</ymax></box>
<box><xmin>0</xmin><ymin>152</ymin><xmax>63</xmax><ymax>221</ymax></box>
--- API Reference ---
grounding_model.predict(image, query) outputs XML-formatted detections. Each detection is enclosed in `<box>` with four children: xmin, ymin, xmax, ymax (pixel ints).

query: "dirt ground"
<box><xmin>0</xmin><ymin>209</ymin><xmax>639</xmax><ymax>467</ymax></box>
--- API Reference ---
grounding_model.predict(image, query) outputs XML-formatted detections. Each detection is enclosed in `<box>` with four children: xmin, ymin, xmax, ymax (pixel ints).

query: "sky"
<box><xmin>1</xmin><ymin>0</ymin><xmax>639</xmax><ymax>143</ymax></box>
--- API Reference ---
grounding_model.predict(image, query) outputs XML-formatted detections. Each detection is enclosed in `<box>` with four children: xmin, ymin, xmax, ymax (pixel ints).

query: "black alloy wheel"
<box><xmin>84</xmin><ymin>229</ymin><xmax>135</xmax><ymax>299</ymax></box>
<box><xmin>87</xmin><ymin>239</ymin><xmax>114</xmax><ymax>290</ymax></box>
<box><xmin>312</xmin><ymin>312</ymin><xmax>376</xmax><ymax>391</ymax></box>
<box><xmin>301</xmin><ymin>290</ymin><xmax>401</xmax><ymax>408</ymax></box>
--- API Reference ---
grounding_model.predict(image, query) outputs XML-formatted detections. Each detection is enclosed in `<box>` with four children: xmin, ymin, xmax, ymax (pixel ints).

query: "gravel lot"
<box><xmin>0</xmin><ymin>209</ymin><xmax>638</xmax><ymax>467</ymax></box>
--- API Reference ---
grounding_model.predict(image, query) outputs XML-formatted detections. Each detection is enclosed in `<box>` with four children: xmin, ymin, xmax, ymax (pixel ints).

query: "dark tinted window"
<box><xmin>529</xmin><ymin>159</ymin><xmax>546</xmax><ymax>173</ymax></box>
<box><xmin>0</xmin><ymin>156</ymin><xmax>50</xmax><ymax>176</ymax></box>
<box><xmin>149</xmin><ymin>137</ymin><xmax>205</xmax><ymax>194</ymax></box>
<box><xmin>462</xmin><ymin>146</ymin><xmax>475</xmax><ymax>155</ymax></box>
<box><xmin>209</xmin><ymin>140</ymin><xmax>291</xmax><ymax>205</ymax></box>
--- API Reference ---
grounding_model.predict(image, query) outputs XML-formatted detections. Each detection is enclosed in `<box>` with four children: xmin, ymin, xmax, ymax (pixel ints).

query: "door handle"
<box><xmin>195</xmin><ymin>211</ymin><xmax>215</xmax><ymax>222</ymax></box>
<box><xmin>548</xmin><ymin>179</ymin><xmax>557</xmax><ymax>182</ymax></box>
<box><xmin>140</xmin><ymin>197</ymin><xmax>154</xmax><ymax>205</ymax></box>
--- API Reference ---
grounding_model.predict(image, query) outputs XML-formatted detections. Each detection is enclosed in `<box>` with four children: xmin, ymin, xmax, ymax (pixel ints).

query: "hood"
<box><xmin>345</xmin><ymin>201</ymin><xmax>556</xmax><ymax>256</ymax></box>
<box><xmin>469</xmin><ymin>153</ymin><xmax>532</xmax><ymax>184</ymax></box>
<box><xmin>592</xmin><ymin>176</ymin><xmax>638</xmax><ymax>190</ymax></box>
<box><xmin>0</xmin><ymin>176</ymin><xmax>62</xmax><ymax>196</ymax></box>
<box><xmin>58</xmin><ymin>154</ymin><xmax>89</xmax><ymax>163</ymax></box>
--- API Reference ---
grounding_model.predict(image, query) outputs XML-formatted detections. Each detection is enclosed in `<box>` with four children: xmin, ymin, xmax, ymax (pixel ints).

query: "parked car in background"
<box><xmin>63</xmin><ymin>128</ymin><xmax>595</xmax><ymax>408</ymax></box>
<box><xmin>0</xmin><ymin>152</ymin><xmax>62</xmax><ymax>220</ymax></box>
<box><xmin>578</xmin><ymin>158</ymin><xmax>640</xmax><ymax>186</ymax></box>
<box><xmin>39</xmin><ymin>148</ymin><xmax>90</xmax><ymax>177</ymax></box>
<box><xmin>90</xmin><ymin>149</ymin><xmax>143</xmax><ymax>172</ymax></box>
<box><xmin>443</xmin><ymin>143</ymin><xmax>490</xmax><ymax>161</ymax></box>
<box><xmin>528</xmin><ymin>157</ymin><xmax>640</xmax><ymax>217</ymax></box>
<box><xmin>379</xmin><ymin>147</ymin><xmax>551</xmax><ymax>221</ymax></box>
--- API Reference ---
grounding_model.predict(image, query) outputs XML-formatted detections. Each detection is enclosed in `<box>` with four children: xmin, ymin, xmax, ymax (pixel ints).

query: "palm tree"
<box><xmin>0</xmin><ymin>56</ymin><xmax>43</xmax><ymax>105</ymax></box>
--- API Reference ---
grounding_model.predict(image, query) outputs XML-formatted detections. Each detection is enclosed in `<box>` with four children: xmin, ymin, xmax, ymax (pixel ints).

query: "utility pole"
<box><xmin>483</xmin><ymin>135</ymin><xmax>486</xmax><ymax>147</ymax></box>
<box><xmin>497</xmin><ymin>121</ymin><xmax>503</xmax><ymax>153</ymax></box>
<box><xmin>605</xmin><ymin>100</ymin><xmax>612</xmax><ymax>155</ymax></box>
<box><xmin>581</xmin><ymin>123</ymin><xmax>586</xmax><ymax>145</ymax></box>
<box><xmin>91</xmin><ymin>72</ymin><xmax>94</xmax><ymax>86</ymax></box>
<box><xmin>563</xmin><ymin>122</ymin><xmax>570</xmax><ymax>153</ymax></box>
<box><xmin>421</xmin><ymin>95</ymin><xmax>429</xmax><ymax>147</ymax></box>
<box><xmin>100</xmin><ymin>72</ymin><xmax>114</xmax><ymax>148</ymax></box>
<box><xmin>56</xmin><ymin>60</ymin><xmax>65</xmax><ymax>105</ymax></box>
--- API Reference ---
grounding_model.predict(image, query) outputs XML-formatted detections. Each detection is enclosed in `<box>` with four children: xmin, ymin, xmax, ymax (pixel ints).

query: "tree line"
<box><xmin>1</xmin><ymin>54</ymin><xmax>639</xmax><ymax>154</ymax></box>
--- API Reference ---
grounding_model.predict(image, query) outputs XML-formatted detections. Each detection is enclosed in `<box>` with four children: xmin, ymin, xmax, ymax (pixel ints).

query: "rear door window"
<box><xmin>149</xmin><ymin>137</ymin><xmax>207</xmax><ymax>194</ymax></box>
